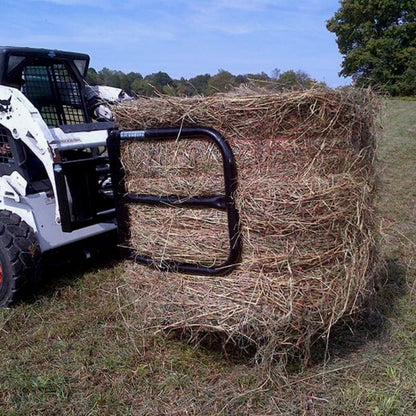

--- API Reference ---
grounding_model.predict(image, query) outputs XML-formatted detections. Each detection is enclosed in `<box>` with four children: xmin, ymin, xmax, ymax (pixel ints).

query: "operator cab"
<box><xmin>0</xmin><ymin>46</ymin><xmax>92</xmax><ymax>127</ymax></box>
<box><xmin>0</xmin><ymin>47</ymin><xmax>115</xmax><ymax>230</ymax></box>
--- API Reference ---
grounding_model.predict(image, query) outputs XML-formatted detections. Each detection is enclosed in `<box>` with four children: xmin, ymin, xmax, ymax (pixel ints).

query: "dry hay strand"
<box><xmin>113</xmin><ymin>87</ymin><xmax>381</xmax><ymax>363</ymax></box>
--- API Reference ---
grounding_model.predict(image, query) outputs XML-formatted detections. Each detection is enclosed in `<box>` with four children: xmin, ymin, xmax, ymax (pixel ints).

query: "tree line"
<box><xmin>86</xmin><ymin>67</ymin><xmax>320</xmax><ymax>97</ymax></box>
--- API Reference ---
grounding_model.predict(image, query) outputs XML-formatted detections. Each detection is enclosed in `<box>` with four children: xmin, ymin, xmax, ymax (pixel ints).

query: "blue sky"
<box><xmin>2</xmin><ymin>0</ymin><xmax>350</xmax><ymax>87</ymax></box>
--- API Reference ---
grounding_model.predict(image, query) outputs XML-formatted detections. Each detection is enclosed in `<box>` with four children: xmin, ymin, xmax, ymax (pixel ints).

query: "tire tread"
<box><xmin>0</xmin><ymin>210</ymin><xmax>41</xmax><ymax>306</ymax></box>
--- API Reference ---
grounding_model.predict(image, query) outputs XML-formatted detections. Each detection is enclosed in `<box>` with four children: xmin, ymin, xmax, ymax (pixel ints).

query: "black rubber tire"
<box><xmin>0</xmin><ymin>210</ymin><xmax>41</xmax><ymax>307</ymax></box>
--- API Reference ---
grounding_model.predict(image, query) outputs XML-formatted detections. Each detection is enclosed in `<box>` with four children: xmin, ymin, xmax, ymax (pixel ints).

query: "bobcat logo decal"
<box><xmin>0</xmin><ymin>96</ymin><xmax>12</xmax><ymax>113</ymax></box>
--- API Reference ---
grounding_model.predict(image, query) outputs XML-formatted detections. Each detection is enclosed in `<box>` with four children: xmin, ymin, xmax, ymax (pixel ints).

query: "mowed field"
<box><xmin>0</xmin><ymin>99</ymin><xmax>415</xmax><ymax>415</ymax></box>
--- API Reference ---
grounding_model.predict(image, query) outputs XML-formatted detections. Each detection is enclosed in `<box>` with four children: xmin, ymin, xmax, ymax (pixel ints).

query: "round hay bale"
<box><xmin>113</xmin><ymin>87</ymin><xmax>381</xmax><ymax>363</ymax></box>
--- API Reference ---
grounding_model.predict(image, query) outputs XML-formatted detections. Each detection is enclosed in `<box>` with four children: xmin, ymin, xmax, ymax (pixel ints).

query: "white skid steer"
<box><xmin>0</xmin><ymin>47</ymin><xmax>241</xmax><ymax>307</ymax></box>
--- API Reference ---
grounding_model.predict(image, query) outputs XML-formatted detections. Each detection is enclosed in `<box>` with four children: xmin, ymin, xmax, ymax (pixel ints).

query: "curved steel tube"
<box><xmin>108</xmin><ymin>126</ymin><xmax>242</xmax><ymax>276</ymax></box>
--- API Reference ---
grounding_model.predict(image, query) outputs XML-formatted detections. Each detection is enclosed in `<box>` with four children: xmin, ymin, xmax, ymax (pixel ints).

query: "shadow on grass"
<box><xmin>20</xmin><ymin>232</ymin><xmax>121</xmax><ymax>305</ymax></box>
<box><xmin>165</xmin><ymin>328</ymin><xmax>258</xmax><ymax>365</ymax></box>
<box><xmin>313</xmin><ymin>256</ymin><xmax>408</xmax><ymax>362</ymax></box>
<box><xmin>42</xmin><ymin>254</ymin><xmax>119</xmax><ymax>294</ymax></box>
<box><xmin>18</xmin><ymin>253</ymin><xmax>409</xmax><ymax>371</ymax></box>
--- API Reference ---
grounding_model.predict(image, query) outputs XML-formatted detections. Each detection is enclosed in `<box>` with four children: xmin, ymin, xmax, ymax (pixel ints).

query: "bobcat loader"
<box><xmin>0</xmin><ymin>47</ymin><xmax>241</xmax><ymax>306</ymax></box>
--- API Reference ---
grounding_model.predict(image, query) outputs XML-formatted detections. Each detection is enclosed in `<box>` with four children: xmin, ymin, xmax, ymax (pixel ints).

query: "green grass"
<box><xmin>0</xmin><ymin>99</ymin><xmax>415</xmax><ymax>415</ymax></box>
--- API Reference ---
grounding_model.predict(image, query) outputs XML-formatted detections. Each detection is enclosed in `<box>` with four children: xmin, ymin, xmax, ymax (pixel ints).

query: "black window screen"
<box><xmin>0</xmin><ymin>126</ymin><xmax>17</xmax><ymax>177</ymax></box>
<box><xmin>22</xmin><ymin>64</ymin><xmax>89</xmax><ymax>127</ymax></box>
<box><xmin>0</xmin><ymin>126</ymin><xmax>14</xmax><ymax>164</ymax></box>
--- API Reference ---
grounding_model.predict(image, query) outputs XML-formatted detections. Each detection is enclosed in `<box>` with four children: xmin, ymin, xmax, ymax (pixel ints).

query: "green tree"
<box><xmin>279</xmin><ymin>70</ymin><xmax>314</xmax><ymax>88</ymax></box>
<box><xmin>188</xmin><ymin>74</ymin><xmax>211</xmax><ymax>95</ymax></box>
<box><xmin>97</xmin><ymin>68</ymin><xmax>119</xmax><ymax>87</ymax></box>
<box><xmin>208</xmin><ymin>70</ymin><xmax>238</xmax><ymax>94</ymax></box>
<box><xmin>130</xmin><ymin>78</ymin><xmax>146</xmax><ymax>95</ymax></box>
<box><xmin>86</xmin><ymin>68</ymin><xmax>102</xmax><ymax>85</ymax></box>
<box><xmin>327</xmin><ymin>0</ymin><xmax>416</xmax><ymax>95</ymax></box>
<box><xmin>142</xmin><ymin>71</ymin><xmax>173</xmax><ymax>95</ymax></box>
<box><xmin>173</xmin><ymin>75</ymin><xmax>211</xmax><ymax>96</ymax></box>
<box><xmin>120</xmin><ymin>72</ymin><xmax>143</xmax><ymax>94</ymax></box>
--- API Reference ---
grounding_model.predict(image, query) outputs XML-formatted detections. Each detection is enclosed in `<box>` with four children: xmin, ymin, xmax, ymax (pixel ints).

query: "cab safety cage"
<box><xmin>107</xmin><ymin>126</ymin><xmax>242</xmax><ymax>276</ymax></box>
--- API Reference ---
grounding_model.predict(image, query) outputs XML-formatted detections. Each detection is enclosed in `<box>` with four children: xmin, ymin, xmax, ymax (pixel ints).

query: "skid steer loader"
<box><xmin>0</xmin><ymin>46</ymin><xmax>241</xmax><ymax>306</ymax></box>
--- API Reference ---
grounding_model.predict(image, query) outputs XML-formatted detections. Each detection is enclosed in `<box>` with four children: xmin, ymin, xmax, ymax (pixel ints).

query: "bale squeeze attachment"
<box><xmin>107</xmin><ymin>126</ymin><xmax>242</xmax><ymax>276</ymax></box>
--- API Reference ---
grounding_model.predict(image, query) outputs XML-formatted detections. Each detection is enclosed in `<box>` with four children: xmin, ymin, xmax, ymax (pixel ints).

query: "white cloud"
<box><xmin>187</xmin><ymin>1</ymin><xmax>316</xmax><ymax>36</ymax></box>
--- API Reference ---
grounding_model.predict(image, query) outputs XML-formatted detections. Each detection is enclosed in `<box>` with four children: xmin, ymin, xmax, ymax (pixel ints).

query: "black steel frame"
<box><xmin>54</xmin><ymin>155</ymin><xmax>115</xmax><ymax>232</ymax></box>
<box><xmin>107</xmin><ymin>126</ymin><xmax>242</xmax><ymax>276</ymax></box>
